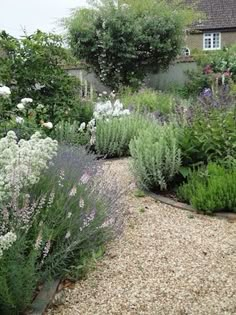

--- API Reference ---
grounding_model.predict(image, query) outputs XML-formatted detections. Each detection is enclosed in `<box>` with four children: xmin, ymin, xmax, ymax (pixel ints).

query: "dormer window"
<box><xmin>203</xmin><ymin>32</ymin><xmax>221</xmax><ymax>50</ymax></box>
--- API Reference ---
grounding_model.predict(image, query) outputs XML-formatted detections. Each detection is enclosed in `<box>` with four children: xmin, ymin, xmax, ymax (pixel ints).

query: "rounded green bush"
<box><xmin>177</xmin><ymin>163</ymin><xmax>236</xmax><ymax>214</ymax></box>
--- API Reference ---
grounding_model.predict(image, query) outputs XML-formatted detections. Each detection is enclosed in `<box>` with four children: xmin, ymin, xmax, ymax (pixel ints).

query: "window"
<box><xmin>203</xmin><ymin>33</ymin><xmax>221</xmax><ymax>50</ymax></box>
<box><xmin>182</xmin><ymin>47</ymin><xmax>191</xmax><ymax>56</ymax></box>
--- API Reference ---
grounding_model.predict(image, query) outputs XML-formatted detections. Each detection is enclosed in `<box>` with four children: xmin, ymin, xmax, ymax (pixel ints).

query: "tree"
<box><xmin>66</xmin><ymin>0</ymin><xmax>197</xmax><ymax>89</ymax></box>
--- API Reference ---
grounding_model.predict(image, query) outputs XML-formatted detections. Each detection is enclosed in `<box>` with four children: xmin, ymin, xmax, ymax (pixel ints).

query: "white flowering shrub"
<box><xmin>0</xmin><ymin>131</ymin><xmax>58</xmax><ymax>204</ymax></box>
<box><xmin>93</xmin><ymin>99</ymin><xmax>130</xmax><ymax>119</ymax></box>
<box><xmin>0</xmin><ymin>86</ymin><xmax>11</xmax><ymax>98</ymax></box>
<box><xmin>0</xmin><ymin>31</ymin><xmax>81</xmax><ymax>124</ymax></box>
<box><xmin>78</xmin><ymin>99</ymin><xmax>131</xmax><ymax>148</ymax></box>
<box><xmin>0</xmin><ymin>85</ymin><xmax>12</xmax><ymax>122</ymax></box>
<box><xmin>0</xmin><ymin>231</ymin><xmax>17</xmax><ymax>259</ymax></box>
<box><xmin>0</xmin><ymin>85</ymin><xmax>54</xmax><ymax>139</ymax></box>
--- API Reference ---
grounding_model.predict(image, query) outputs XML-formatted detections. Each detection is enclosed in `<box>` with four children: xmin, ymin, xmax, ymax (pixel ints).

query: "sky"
<box><xmin>0</xmin><ymin>0</ymin><xmax>88</xmax><ymax>38</ymax></box>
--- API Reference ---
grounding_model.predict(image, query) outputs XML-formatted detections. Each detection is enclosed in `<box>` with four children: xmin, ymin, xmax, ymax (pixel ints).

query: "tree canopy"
<box><xmin>66</xmin><ymin>0</ymin><xmax>198</xmax><ymax>89</ymax></box>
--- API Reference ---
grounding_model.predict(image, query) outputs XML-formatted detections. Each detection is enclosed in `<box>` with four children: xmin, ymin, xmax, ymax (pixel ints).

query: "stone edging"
<box><xmin>28</xmin><ymin>279</ymin><xmax>60</xmax><ymax>315</ymax></box>
<box><xmin>148</xmin><ymin>192</ymin><xmax>236</xmax><ymax>222</ymax></box>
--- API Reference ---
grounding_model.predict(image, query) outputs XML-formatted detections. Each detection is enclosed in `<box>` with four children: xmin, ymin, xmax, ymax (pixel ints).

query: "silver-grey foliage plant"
<box><xmin>130</xmin><ymin>123</ymin><xmax>181</xmax><ymax>191</ymax></box>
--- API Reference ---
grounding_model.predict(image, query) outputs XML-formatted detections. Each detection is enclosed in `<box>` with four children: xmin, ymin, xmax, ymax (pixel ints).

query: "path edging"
<box><xmin>28</xmin><ymin>279</ymin><xmax>60</xmax><ymax>315</ymax></box>
<box><xmin>148</xmin><ymin>192</ymin><xmax>236</xmax><ymax>222</ymax></box>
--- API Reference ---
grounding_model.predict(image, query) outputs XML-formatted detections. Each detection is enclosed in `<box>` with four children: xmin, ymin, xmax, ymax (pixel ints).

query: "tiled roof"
<box><xmin>186</xmin><ymin>0</ymin><xmax>236</xmax><ymax>30</ymax></box>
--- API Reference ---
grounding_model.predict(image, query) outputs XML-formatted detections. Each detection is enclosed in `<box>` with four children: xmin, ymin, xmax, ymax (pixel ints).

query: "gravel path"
<box><xmin>47</xmin><ymin>158</ymin><xmax>236</xmax><ymax>315</ymax></box>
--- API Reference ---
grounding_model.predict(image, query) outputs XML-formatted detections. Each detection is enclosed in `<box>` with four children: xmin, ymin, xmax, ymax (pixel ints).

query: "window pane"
<box><xmin>204</xmin><ymin>32</ymin><xmax>220</xmax><ymax>49</ymax></box>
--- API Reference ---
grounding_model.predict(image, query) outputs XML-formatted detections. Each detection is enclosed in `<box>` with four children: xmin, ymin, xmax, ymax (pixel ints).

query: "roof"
<box><xmin>186</xmin><ymin>0</ymin><xmax>236</xmax><ymax>30</ymax></box>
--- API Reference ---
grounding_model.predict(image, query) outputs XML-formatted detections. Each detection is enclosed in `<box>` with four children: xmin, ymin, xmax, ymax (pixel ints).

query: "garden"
<box><xmin>0</xmin><ymin>0</ymin><xmax>236</xmax><ymax>314</ymax></box>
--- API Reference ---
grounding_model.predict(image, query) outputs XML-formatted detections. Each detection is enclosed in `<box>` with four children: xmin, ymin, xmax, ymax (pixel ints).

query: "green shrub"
<box><xmin>130</xmin><ymin>123</ymin><xmax>181</xmax><ymax>191</ymax></box>
<box><xmin>70</xmin><ymin>99</ymin><xmax>94</xmax><ymax>125</ymax></box>
<box><xmin>0</xmin><ymin>31</ymin><xmax>81</xmax><ymax>124</ymax></box>
<box><xmin>183</xmin><ymin>69</ymin><xmax>211</xmax><ymax>98</ymax></box>
<box><xmin>180</xmin><ymin>109</ymin><xmax>236</xmax><ymax>168</ymax></box>
<box><xmin>194</xmin><ymin>45</ymin><xmax>236</xmax><ymax>81</ymax></box>
<box><xmin>177</xmin><ymin>163</ymin><xmax>236</xmax><ymax>214</ymax></box>
<box><xmin>120</xmin><ymin>88</ymin><xmax>174</xmax><ymax>114</ymax></box>
<box><xmin>52</xmin><ymin>121</ymin><xmax>90</xmax><ymax>146</ymax></box>
<box><xmin>95</xmin><ymin>115</ymin><xmax>149</xmax><ymax>158</ymax></box>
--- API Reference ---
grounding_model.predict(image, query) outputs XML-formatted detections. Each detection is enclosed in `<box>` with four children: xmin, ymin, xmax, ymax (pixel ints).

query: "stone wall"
<box><xmin>66</xmin><ymin>61</ymin><xmax>197</xmax><ymax>92</ymax></box>
<box><xmin>144</xmin><ymin>61</ymin><xmax>197</xmax><ymax>90</ymax></box>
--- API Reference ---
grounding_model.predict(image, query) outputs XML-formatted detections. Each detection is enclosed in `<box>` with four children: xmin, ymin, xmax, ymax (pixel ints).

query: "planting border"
<box><xmin>148</xmin><ymin>192</ymin><xmax>236</xmax><ymax>222</ymax></box>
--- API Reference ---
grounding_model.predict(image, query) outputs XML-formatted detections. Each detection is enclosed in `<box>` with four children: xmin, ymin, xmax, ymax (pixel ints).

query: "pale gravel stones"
<box><xmin>47</xmin><ymin>158</ymin><xmax>236</xmax><ymax>315</ymax></box>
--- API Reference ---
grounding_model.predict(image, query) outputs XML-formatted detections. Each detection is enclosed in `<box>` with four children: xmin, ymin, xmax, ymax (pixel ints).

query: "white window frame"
<box><xmin>182</xmin><ymin>47</ymin><xmax>191</xmax><ymax>56</ymax></box>
<box><xmin>203</xmin><ymin>32</ymin><xmax>221</xmax><ymax>51</ymax></box>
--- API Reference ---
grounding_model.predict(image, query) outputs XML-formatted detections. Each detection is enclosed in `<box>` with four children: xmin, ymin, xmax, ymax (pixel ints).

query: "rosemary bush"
<box><xmin>177</xmin><ymin>163</ymin><xmax>236</xmax><ymax>214</ymax></box>
<box><xmin>95</xmin><ymin>114</ymin><xmax>150</xmax><ymax>158</ymax></box>
<box><xmin>130</xmin><ymin>123</ymin><xmax>181</xmax><ymax>191</ymax></box>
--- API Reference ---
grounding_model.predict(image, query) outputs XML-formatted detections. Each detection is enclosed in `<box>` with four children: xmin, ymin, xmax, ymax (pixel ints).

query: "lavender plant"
<box><xmin>0</xmin><ymin>145</ymin><xmax>123</xmax><ymax>314</ymax></box>
<box><xmin>29</xmin><ymin>145</ymin><xmax>123</xmax><ymax>279</ymax></box>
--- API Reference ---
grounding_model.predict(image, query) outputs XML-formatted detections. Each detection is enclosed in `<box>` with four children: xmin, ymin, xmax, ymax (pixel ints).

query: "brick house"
<box><xmin>183</xmin><ymin>0</ymin><xmax>236</xmax><ymax>55</ymax></box>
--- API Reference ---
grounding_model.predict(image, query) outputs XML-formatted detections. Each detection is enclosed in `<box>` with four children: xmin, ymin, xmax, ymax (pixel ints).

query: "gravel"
<box><xmin>47</xmin><ymin>158</ymin><xmax>236</xmax><ymax>315</ymax></box>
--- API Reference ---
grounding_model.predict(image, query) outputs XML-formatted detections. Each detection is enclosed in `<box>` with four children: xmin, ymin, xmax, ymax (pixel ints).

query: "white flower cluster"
<box><xmin>93</xmin><ymin>100</ymin><xmax>130</xmax><ymax>119</ymax></box>
<box><xmin>0</xmin><ymin>86</ymin><xmax>11</xmax><ymax>98</ymax></box>
<box><xmin>79</xmin><ymin>100</ymin><xmax>130</xmax><ymax>146</ymax></box>
<box><xmin>0</xmin><ymin>231</ymin><xmax>17</xmax><ymax>259</ymax></box>
<box><xmin>16</xmin><ymin>116</ymin><xmax>24</xmax><ymax>124</ymax></box>
<box><xmin>0</xmin><ymin>131</ymin><xmax>58</xmax><ymax>203</ymax></box>
<box><xmin>42</xmin><ymin>121</ymin><xmax>53</xmax><ymax>129</ymax></box>
<box><xmin>16</xmin><ymin>97</ymin><xmax>33</xmax><ymax>111</ymax></box>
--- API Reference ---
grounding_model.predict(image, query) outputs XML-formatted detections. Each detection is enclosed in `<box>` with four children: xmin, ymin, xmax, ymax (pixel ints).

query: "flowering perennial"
<box><xmin>0</xmin><ymin>231</ymin><xmax>17</xmax><ymax>258</ymax></box>
<box><xmin>0</xmin><ymin>86</ymin><xmax>11</xmax><ymax>98</ymax></box>
<box><xmin>93</xmin><ymin>99</ymin><xmax>130</xmax><ymax>119</ymax></box>
<box><xmin>21</xmin><ymin>98</ymin><xmax>33</xmax><ymax>104</ymax></box>
<box><xmin>79</xmin><ymin>99</ymin><xmax>130</xmax><ymax>146</ymax></box>
<box><xmin>0</xmin><ymin>131</ymin><xmax>58</xmax><ymax>204</ymax></box>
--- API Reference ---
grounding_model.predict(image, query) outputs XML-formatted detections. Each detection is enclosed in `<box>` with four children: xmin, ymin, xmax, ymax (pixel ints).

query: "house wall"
<box><xmin>185</xmin><ymin>31</ymin><xmax>236</xmax><ymax>51</ymax></box>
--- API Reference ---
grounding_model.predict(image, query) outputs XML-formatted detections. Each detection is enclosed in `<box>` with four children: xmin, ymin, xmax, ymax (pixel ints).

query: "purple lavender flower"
<box><xmin>201</xmin><ymin>88</ymin><xmax>212</xmax><ymax>98</ymax></box>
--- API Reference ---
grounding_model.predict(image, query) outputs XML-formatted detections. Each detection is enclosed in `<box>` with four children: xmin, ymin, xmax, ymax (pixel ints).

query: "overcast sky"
<box><xmin>0</xmin><ymin>0</ymin><xmax>88</xmax><ymax>38</ymax></box>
